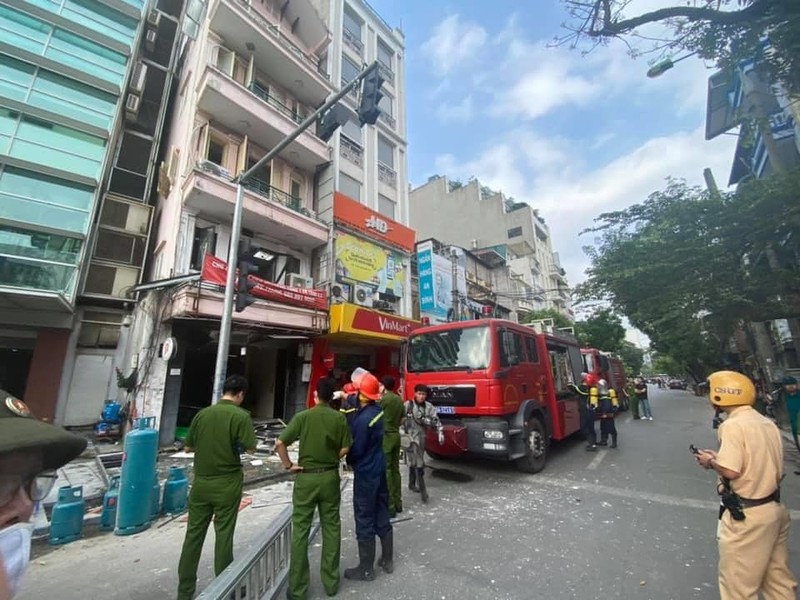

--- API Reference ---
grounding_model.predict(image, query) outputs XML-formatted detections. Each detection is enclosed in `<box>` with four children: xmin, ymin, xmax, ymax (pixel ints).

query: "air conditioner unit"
<box><xmin>125</xmin><ymin>93</ymin><xmax>140</xmax><ymax>120</ymax></box>
<box><xmin>285</xmin><ymin>273</ymin><xmax>313</xmax><ymax>289</ymax></box>
<box><xmin>197</xmin><ymin>159</ymin><xmax>230</xmax><ymax>178</ymax></box>
<box><xmin>147</xmin><ymin>9</ymin><xmax>161</xmax><ymax>26</ymax></box>
<box><xmin>129</xmin><ymin>62</ymin><xmax>147</xmax><ymax>95</ymax></box>
<box><xmin>145</xmin><ymin>28</ymin><xmax>158</xmax><ymax>52</ymax></box>
<box><xmin>353</xmin><ymin>284</ymin><xmax>375</xmax><ymax>307</ymax></box>
<box><xmin>330</xmin><ymin>282</ymin><xmax>350</xmax><ymax>304</ymax></box>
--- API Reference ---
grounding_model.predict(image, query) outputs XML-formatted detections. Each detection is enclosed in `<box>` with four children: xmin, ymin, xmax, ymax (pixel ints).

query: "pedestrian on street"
<box><xmin>592</xmin><ymin>379</ymin><xmax>619</xmax><ymax>448</ymax></box>
<box><xmin>177</xmin><ymin>375</ymin><xmax>257</xmax><ymax>600</ymax></box>
<box><xmin>344</xmin><ymin>368</ymin><xmax>393</xmax><ymax>581</ymax></box>
<box><xmin>275</xmin><ymin>378</ymin><xmax>352</xmax><ymax>600</ymax></box>
<box><xmin>694</xmin><ymin>371</ymin><xmax>797</xmax><ymax>599</ymax></box>
<box><xmin>379</xmin><ymin>376</ymin><xmax>405</xmax><ymax>517</ymax></box>
<box><xmin>0</xmin><ymin>390</ymin><xmax>86</xmax><ymax>600</ymax></box>
<box><xmin>635</xmin><ymin>377</ymin><xmax>653</xmax><ymax>420</ymax></box>
<box><xmin>403</xmin><ymin>384</ymin><xmax>444</xmax><ymax>503</ymax></box>
<box><xmin>569</xmin><ymin>373</ymin><xmax>597</xmax><ymax>451</ymax></box>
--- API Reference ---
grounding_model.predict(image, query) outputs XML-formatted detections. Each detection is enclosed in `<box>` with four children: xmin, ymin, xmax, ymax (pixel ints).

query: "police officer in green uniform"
<box><xmin>0</xmin><ymin>390</ymin><xmax>87</xmax><ymax>598</ymax></box>
<box><xmin>379</xmin><ymin>376</ymin><xmax>404</xmax><ymax>517</ymax></box>
<box><xmin>177</xmin><ymin>375</ymin><xmax>257</xmax><ymax>600</ymax></box>
<box><xmin>276</xmin><ymin>378</ymin><xmax>352</xmax><ymax>600</ymax></box>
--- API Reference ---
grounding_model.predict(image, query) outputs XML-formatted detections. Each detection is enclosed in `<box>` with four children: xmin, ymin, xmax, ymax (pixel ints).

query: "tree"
<box><xmin>618</xmin><ymin>341</ymin><xmax>645</xmax><ymax>376</ymax></box>
<box><xmin>647</xmin><ymin>354</ymin><xmax>685</xmax><ymax>378</ymax></box>
<box><xmin>519</xmin><ymin>308</ymin><xmax>573</xmax><ymax>330</ymax></box>
<box><xmin>576</xmin><ymin>169</ymin><xmax>800</xmax><ymax>380</ymax></box>
<box><xmin>574</xmin><ymin>308</ymin><xmax>626</xmax><ymax>352</ymax></box>
<box><xmin>558</xmin><ymin>1</ymin><xmax>800</xmax><ymax>94</ymax></box>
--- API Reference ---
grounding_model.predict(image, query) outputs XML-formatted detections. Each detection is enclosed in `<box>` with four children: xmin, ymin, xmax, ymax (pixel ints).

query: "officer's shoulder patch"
<box><xmin>6</xmin><ymin>396</ymin><xmax>32</xmax><ymax>418</ymax></box>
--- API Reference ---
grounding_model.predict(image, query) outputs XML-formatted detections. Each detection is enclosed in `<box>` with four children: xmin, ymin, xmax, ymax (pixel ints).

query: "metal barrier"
<box><xmin>196</xmin><ymin>505</ymin><xmax>292</xmax><ymax>600</ymax></box>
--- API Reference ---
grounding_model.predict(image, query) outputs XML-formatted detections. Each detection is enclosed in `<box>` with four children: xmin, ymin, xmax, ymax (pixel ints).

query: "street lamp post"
<box><xmin>211</xmin><ymin>62</ymin><xmax>382</xmax><ymax>402</ymax></box>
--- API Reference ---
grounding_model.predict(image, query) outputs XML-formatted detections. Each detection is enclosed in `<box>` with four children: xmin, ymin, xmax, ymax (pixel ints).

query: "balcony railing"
<box><xmin>377</xmin><ymin>162</ymin><xmax>397</xmax><ymax>187</ymax></box>
<box><xmin>341</xmin><ymin>79</ymin><xmax>359</xmax><ymax>101</ymax></box>
<box><xmin>241</xmin><ymin>179</ymin><xmax>311</xmax><ymax>215</ymax></box>
<box><xmin>195</xmin><ymin>161</ymin><xmax>322</xmax><ymax>222</ymax></box>
<box><xmin>379</xmin><ymin>111</ymin><xmax>396</xmax><ymax>129</ymax></box>
<box><xmin>343</xmin><ymin>27</ymin><xmax>363</xmax><ymax>56</ymax></box>
<box><xmin>377</xmin><ymin>60</ymin><xmax>394</xmax><ymax>84</ymax></box>
<box><xmin>233</xmin><ymin>0</ymin><xmax>329</xmax><ymax>80</ymax></box>
<box><xmin>340</xmin><ymin>136</ymin><xmax>363</xmax><ymax>167</ymax></box>
<box><xmin>248</xmin><ymin>81</ymin><xmax>303</xmax><ymax>124</ymax></box>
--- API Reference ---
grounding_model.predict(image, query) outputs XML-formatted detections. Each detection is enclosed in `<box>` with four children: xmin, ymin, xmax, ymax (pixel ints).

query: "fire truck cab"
<box><xmin>403</xmin><ymin>318</ymin><xmax>585</xmax><ymax>473</ymax></box>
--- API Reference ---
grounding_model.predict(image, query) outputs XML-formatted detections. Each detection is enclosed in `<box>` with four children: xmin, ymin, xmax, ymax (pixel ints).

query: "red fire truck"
<box><xmin>403</xmin><ymin>318</ymin><xmax>585</xmax><ymax>473</ymax></box>
<box><xmin>580</xmin><ymin>348</ymin><xmax>629</xmax><ymax>410</ymax></box>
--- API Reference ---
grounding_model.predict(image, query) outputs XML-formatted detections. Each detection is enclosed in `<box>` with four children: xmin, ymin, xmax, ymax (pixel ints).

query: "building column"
<box><xmin>24</xmin><ymin>329</ymin><xmax>71</xmax><ymax>422</ymax></box>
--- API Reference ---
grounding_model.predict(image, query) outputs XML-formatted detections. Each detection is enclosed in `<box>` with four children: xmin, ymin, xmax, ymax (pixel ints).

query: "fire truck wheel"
<box><xmin>516</xmin><ymin>417</ymin><xmax>547</xmax><ymax>474</ymax></box>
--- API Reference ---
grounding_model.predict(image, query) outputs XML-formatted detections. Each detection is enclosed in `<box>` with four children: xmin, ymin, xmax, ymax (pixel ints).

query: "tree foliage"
<box><xmin>576</xmin><ymin>168</ymin><xmax>800</xmax><ymax>380</ymax></box>
<box><xmin>618</xmin><ymin>341</ymin><xmax>645</xmax><ymax>376</ymax></box>
<box><xmin>574</xmin><ymin>308</ymin><xmax>626</xmax><ymax>352</ymax></box>
<box><xmin>558</xmin><ymin>0</ymin><xmax>800</xmax><ymax>94</ymax></box>
<box><xmin>519</xmin><ymin>308</ymin><xmax>574</xmax><ymax>329</ymax></box>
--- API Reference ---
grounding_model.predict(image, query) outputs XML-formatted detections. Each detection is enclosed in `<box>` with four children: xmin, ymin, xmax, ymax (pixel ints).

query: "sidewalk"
<box><xmin>18</xmin><ymin>480</ymin><xmax>297</xmax><ymax>600</ymax></box>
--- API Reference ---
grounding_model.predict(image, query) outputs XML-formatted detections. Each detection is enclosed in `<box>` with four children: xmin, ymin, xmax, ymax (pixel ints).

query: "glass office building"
<box><xmin>0</xmin><ymin>0</ymin><xmax>143</xmax><ymax>302</ymax></box>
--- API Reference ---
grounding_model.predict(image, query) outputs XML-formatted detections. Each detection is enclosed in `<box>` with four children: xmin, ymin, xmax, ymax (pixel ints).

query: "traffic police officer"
<box><xmin>695</xmin><ymin>371</ymin><xmax>797</xmax><ymax>599</ymax></box>
<box><xmin>0</xmin><ymin>390</ymin><xmax>86</xmax><ymax>598</ymax></box>
<box><xmin>344</xmin><ymin>369</ymin><xmax>393</xmax><ymax>581</ymax></box>
<box><xmin>276</xmin><ymin>378</ymin><xmax>352</xmax><ymax>600</ymax></box>
<box><xmin>177</xmin><ymin>374</ymin><xmax>257</xmax><ymax>600</ymax></box>
<box><xmin>379</xmin><ymin>375</ymin><xmax>404</xmax><ymax>517</ymax></box>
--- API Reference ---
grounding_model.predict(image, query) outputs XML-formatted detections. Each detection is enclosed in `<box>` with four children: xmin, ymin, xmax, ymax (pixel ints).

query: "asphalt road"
<box><xmin>304</xmin><ymin>386</ymin><xmax>800</xmax><ymax>600</ymax></box>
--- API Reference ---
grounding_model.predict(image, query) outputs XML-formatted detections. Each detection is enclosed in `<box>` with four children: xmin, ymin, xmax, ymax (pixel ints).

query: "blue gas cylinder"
<box><xmin>115</xmin><ymin>416</ymin><xmax>158</xmax><ymax>536</ymax></box>
<box><xmin>150</xmin><ymin>472</ymin><xmax>161</xmax><ymax>520</ymax></box>
<box><xmin>49</xmin><ymin>486</ymin><xmax>84</xmax><ymax>545</ymax></box>
<box><xmin>162</xmin><ymin>466</ymin><xmax>188</xmax><ymax>514</ymax></box>
<box><xmin>102</xmin><ymin>401</ymin><xmax>123</xmax><ymax>424</ymax></box>
<box><xmin>100</xmin><ymin>475</ymin><xmax>120</xmax><ymax>531</ymax></box>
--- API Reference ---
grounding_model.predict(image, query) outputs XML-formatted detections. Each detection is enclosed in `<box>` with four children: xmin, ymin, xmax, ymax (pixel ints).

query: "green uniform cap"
<box><xmin>0</xmin><ymin>389</ymin><xmax>88</xmax><ymax>470</ymax></box>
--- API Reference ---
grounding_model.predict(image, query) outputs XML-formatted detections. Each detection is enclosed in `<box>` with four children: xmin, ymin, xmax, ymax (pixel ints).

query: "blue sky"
<box><xmin>367</xmin><ymin>0</ymin><xmax>738</xmax><ymax>293</ymax></box>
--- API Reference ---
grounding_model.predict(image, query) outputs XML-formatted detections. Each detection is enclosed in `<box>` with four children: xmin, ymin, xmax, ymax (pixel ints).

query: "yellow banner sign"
<box><xmin>335</xmin><ymin>232</ymin><xmax>407</xmax><ymax>298</ymax></box>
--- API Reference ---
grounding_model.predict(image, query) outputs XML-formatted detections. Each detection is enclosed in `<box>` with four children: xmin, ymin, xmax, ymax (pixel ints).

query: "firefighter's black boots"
<box><xmin>344</xmin><ymin>539</ymin><xmax>376</xmax><ymax>581</ymax></box>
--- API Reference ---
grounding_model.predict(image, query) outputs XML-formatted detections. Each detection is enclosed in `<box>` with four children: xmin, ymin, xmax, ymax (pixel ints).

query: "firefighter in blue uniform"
<box><xmin>344</xmin><ymin>368</ymin><xmax>394</xmax><ymax>581</ymax></box>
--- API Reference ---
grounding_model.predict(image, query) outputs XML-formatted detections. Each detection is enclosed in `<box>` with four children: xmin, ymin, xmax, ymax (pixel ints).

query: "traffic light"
<box><xmin>358</xmin><ymin>63</ymin><xmax>384</xmax><ymax>126</ymax></box>
<box><xmin>318</xmin><ymin>103</ymin><xmax>352</xmax><ymax>142</ymax></box>
<box><xmin>235</xmin><ymin>241</ymin><xmax>257</xmax><ymax>312</ymax></box>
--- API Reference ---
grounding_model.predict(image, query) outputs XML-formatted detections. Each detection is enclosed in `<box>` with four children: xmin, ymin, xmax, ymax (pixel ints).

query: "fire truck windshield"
<box><xmin>407</xmin><ymin>325</ymin><xmax>490</xmax><ymax>372</ymax></box>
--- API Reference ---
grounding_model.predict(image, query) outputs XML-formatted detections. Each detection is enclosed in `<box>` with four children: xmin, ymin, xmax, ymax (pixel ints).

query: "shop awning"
<box><xmin>328</xmin><ymin>303</ymin><xmax>420</xmax><ymax>343</ymax></box>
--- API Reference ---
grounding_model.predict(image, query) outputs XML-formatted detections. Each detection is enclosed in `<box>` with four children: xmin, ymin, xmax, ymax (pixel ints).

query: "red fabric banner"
<box><xmin>201</xmin><ymin>254</ymin><xmax>327</xmax><ymax>311</ymax></box>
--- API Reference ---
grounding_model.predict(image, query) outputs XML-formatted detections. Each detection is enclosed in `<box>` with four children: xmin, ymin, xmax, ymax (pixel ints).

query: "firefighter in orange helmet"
<box><xmin>694</xmin><ymin>371</ymin><xmax>797</xmax><ymax>599</ymax></box>
<box><xmin>344</xmin><ymin>369</ymin><xmax>393</xmax><ymax>581</ymax></box>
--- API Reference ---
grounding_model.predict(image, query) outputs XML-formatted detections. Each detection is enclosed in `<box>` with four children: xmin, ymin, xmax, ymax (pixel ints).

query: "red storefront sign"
<box><xmin>333</xmin><ymin>192</ymin><xmax>415</xmax><ymax>253</ymax></box>
<box><xmin>350</xmin><ymin>307</ymin><xmax>421</xmax><ymax>337</ymax></box>
<box><xmin>201</xmin><ymin>254</ymin><xmax>327</xmax><ymax>311</ymax></box>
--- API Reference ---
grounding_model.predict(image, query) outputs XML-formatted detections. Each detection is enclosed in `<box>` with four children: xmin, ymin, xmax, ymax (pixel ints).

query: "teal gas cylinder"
<box><xmin>150</xmin><ymin>472</ymin><xmax>161</xmax><ymax>520</ymax></box>
<box><xmin>162</xmin><ymin>466</ymin><xmax>188</xmax><ymax>514</ymax></box>
<box><xmin>115</xmin><ymin>417</ymin><xmax>158</xmax><ymax>535</ymax></box>
<box><xmin>49</xmin><ymin>486</ymin><xmax>84</xmax><ymax>545</ymax></box>
<box><xmin>100</xmin><ymin>475</ymin><xmax>120</xmax><ymax>531</ymax></box>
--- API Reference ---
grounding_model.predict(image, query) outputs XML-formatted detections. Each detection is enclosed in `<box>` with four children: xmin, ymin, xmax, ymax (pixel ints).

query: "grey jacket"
<box><xmin>403</xmin><ymin>400</ymin><xmax>443</xmax><ymax>446</ymax></box>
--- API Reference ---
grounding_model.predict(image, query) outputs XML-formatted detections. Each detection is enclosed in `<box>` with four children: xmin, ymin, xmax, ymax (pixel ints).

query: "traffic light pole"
<box><xmin>211</xmin><ymin>61</ymin><xmax>380</xmax><ymax>403</ymax></box>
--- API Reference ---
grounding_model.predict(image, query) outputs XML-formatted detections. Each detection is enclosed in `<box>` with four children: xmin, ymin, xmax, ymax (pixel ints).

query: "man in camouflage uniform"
<box><xmin>403</xmin><ymin>384</ymin><xmax>443</xmax><ymax>503</ymax></box>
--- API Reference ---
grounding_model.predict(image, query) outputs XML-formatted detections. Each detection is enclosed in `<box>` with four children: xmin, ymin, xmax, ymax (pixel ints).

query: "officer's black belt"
<box><xmin>739</xmin><ymin>490</ymin><xmax>780</xmax><ymax>508</ymax></box>
<box><xmin>300</xmin><ymin>465</ymin><xmax>339</xmax><ymax>474</ymax></box>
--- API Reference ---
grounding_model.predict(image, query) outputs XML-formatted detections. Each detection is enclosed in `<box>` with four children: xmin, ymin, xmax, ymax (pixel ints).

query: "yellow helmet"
<box><xmin>707</xmin><ymin>371</ymin><xmax>756</xmax><ymax>407</ymax></box>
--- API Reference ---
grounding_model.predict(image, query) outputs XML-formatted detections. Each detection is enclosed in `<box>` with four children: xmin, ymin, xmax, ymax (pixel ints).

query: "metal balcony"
<box><xmin>339</xmin><ymin>136</ymin><xmax>363</xmax><ymax>167</ymax></box>
<box><xmin>343</xmin><ymin>27</ymin><xmax>363</xmax><ymax>57</ymax></box>
<box><xmin>378</xmin><ymin>162</ymin><xmax>397</xmax><ymax>187</ymax></box>
<box><xmin>248</xmin><ymin>81</ymin><xmax>303</xmax><ymax>125</ymax></box>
